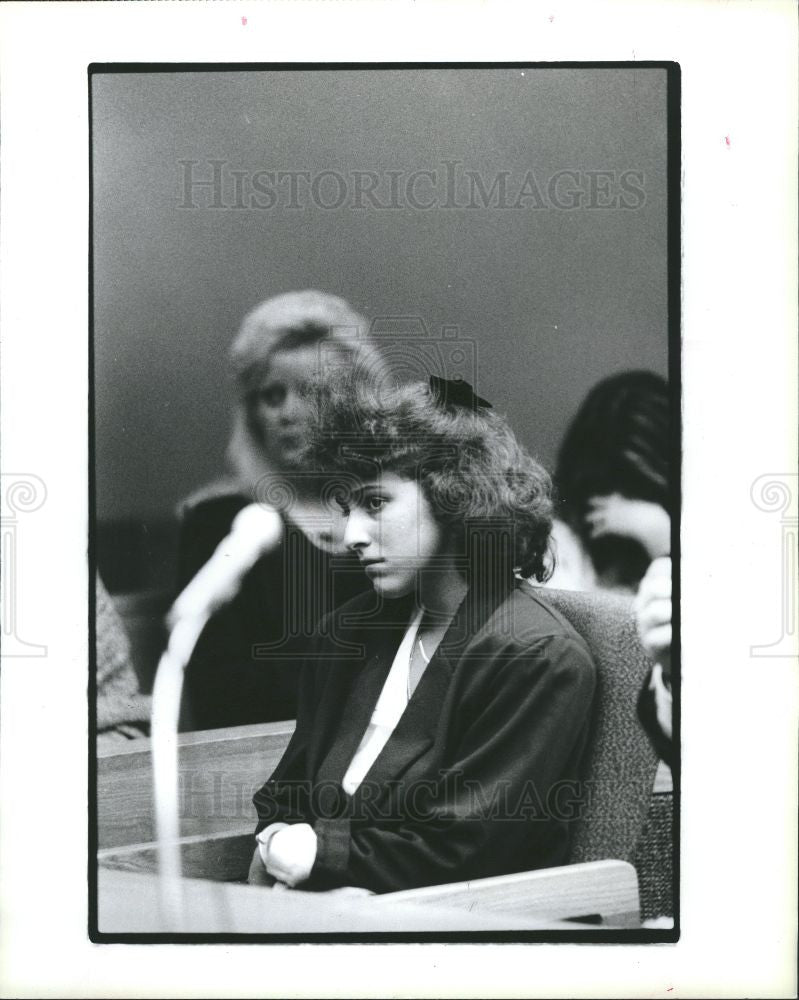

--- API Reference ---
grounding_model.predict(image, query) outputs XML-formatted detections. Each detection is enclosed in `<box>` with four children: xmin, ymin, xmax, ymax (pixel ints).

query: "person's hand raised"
<box><xmin>585</xmin><ymin>493</ymin><xmax>671</xmax><ymax>559</ymax></box>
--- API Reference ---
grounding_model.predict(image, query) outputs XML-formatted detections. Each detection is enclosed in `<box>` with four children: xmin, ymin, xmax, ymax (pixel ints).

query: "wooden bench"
<box><xmin>97</xmin><ymin>723</ymin><xmax>641</xmax><ymax>930</ymax></box>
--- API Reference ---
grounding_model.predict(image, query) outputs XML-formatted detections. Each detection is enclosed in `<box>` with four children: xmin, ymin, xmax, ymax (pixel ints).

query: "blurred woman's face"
<box><xmin>251</xmin><ymin>346</ymin><xmax>320</xmax><ymax>467</ymax></box>
<box><xmin>340</xmin><ymin>472</ymin><xmax>445</xmax><ymax>599</ymax></box>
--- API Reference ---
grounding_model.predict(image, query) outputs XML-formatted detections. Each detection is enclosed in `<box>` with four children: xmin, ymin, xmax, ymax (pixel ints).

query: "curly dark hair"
<box><xmin>303</xmin><ymin>375</ymin><xmax>554</xmax><ymax>582</ymax></box>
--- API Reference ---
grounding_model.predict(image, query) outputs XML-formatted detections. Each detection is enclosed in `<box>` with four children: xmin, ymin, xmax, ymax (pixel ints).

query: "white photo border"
<box><xmin>1</xmin><ymin>2</ymin><xmax>796</xmax><ymax>998</ymax></box>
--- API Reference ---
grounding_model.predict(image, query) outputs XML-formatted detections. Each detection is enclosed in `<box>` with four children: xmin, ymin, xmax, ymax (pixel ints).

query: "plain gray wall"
<box><xmin>93</xmin><ymin>68</ymin><xmax>668</xmax><ymax>522</ymax></box>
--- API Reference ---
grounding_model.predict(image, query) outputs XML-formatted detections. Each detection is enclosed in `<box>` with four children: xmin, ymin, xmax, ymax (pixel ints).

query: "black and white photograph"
<box><xmin>91</xmin><ymin>64</ymin><xmax>678</xmax><ymax>939</ymax></box>
<box><xmin>0</xmin><ymin>2</ymin><xmax>796</xmax><ymax>996</ymax></box>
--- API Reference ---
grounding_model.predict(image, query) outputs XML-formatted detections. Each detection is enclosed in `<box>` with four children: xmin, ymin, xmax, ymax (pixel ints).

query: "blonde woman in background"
<box><xmin>176</xmin><ymin>291</ymin><xmax>385</xmax><ymax>731</ymax></box>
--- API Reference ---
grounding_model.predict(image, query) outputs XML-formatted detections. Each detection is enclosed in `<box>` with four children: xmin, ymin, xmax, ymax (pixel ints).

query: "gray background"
<box><xmin>93</xmin><ymin>68</ymin><xmax>668</xmax><ymax>533</ymax></box>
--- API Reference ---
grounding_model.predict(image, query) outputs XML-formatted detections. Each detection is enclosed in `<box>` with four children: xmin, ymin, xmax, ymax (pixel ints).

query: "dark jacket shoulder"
<box><xmin>500</xmin><ymin>585</ymin><xmax>593</xmax><ymax>645</ymax></box>
<box><xmin>465</xmin><ymin>586</ymin><xmax>596</xmax><ymax>688</ymax></box>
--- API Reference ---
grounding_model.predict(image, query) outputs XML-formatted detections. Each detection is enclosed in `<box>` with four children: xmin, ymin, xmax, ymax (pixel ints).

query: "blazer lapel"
<box><xmin>313</xmin><ymin>647</ymin><xmax>392</xmax><ymax>784</ymax></box>
<box><xmin>437</xmin><ymin>577</ymin><xmax>515</xmax><ymax>660</ymax></box>
<box><xmin>314</xmin><ymin>581</ymin><xmax>514</xmax><ymax>806</ymax></box>
<box><xmin>312</xmin><ymin>597</ymin><xmax>413</xmax><ymax>783</ymax></box>
<box><xmin>349</xmin><ymin>648</ymin><xmax>454</xmax><ymax>807</ymax></box>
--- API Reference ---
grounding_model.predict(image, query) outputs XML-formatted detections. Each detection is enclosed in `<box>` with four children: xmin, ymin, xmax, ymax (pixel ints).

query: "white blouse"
<box><xmin>341</xmin><ymin>607</ymin><xmax>424</xmax><ymax>796</ymax></box>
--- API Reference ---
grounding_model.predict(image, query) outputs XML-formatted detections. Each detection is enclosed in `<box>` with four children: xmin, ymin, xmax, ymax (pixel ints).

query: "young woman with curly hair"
<box><xmin>247</xmin><ymin>374</ymin><xmax>597</xmax><ymax>894</ymax></box>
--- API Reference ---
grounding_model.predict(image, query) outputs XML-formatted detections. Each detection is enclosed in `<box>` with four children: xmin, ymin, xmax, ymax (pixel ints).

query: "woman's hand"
<box><xmin>258</xmin><ymin>823</ymin><xmax>318</xmax><ymax>888</ymax></box>
<box><xmin>585</xmin><ymin>494</ymin><xmax>671</xmax><ymax>559</ymax></box>
<box><xmin>634</xmin><ymin>556</ymin><xmax>672</xmax><ymax>680</ymax></box>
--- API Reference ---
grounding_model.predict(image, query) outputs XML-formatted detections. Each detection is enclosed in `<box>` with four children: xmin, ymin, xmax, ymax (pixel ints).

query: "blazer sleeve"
<box><xmin>309</xmin><ymin>633</ymin><xmax>596</xmax><ymax>893</ymax></box>
<box><xmin>252</xmin><ymin>632</ymin><xmax>326</xmax><ymax>831</ymax></box>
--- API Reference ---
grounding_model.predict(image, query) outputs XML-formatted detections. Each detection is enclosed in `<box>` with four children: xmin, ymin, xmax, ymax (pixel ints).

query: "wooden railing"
<box><xmin>97</xmin><ymin>721</ymin><xmax>295</xmax><ymax>849</ymax></box>
<box><xmin>96</xmin><ymin>722</ymin><xmax>642</xmax><ymax>931</ymax></box>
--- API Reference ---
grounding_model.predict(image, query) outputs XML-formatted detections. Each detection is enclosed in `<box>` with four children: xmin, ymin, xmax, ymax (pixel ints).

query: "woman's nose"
<box><xmin>343</xmin><ymin>508</ymin><xmax>371</xmax><ymax>552</ymax></box>
<box><xmin>278</xmin><ymin>390</ymin><xmax>303</xmax><ymax>424</ymax></box>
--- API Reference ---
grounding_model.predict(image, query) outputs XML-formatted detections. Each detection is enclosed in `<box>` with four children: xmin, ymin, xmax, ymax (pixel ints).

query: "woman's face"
<box><xmin>341</xmin><ymin>472</ymin><xmax>446</xmax><ymax>599</ymax></box>
<box><xmin>250</xmin><ymin>346</ymin><xmax>320</xmax><ymax>467</ymax></box>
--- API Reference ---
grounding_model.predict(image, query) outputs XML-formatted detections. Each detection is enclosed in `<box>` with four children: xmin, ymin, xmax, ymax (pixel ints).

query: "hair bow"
<box><xmin>429</xmin><ymin>375</ymin><xmax>492</xmax><ymax>412</ymax></box>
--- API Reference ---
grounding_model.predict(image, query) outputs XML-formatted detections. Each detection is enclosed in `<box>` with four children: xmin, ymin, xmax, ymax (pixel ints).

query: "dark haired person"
<box><xmin>548</xmin><ymin>370</ymin><xmax>671</xmax><ymax>593</ymax></box>
<box><xmin>177</xmin><ymin>291</ymin><xmax>383</xmax><ymax>730</ymax></box>
<box><xmin>247</xmin><ymin>375</ymin><xmax>596</xmax><ymax>893</ymax></box>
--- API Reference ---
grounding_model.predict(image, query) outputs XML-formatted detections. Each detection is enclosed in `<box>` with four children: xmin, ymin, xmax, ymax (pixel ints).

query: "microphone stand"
<box><xmin>150</xmin><ymin>611</ymin><xmax>210</xmax><ymax>931</ymax></box>
<box><xmin>149</xmin><ymin>502</ymin><xmax>283</xmax><ymax>931</ymax></box>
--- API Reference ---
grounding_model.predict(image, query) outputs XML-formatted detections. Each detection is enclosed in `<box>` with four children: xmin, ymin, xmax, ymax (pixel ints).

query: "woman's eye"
<box><xmin>366</xmin><ymin>495</ymin><xmax>387</xmax><ymax>513</ymax></box>
<box><xmin>259</xmin><ymin>383</ymin><xmax>286</xmax><ymax>407</ymax></box>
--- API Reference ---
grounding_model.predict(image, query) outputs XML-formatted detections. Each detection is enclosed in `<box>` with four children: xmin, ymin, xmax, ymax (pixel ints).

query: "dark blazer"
<box><xmin>177</xmin><ymin>493</ymin><xmax>371</xmax><ymax>730</ymax></box>
<box><xmin>253</xmin><ymin>582</ymin><xmax>597</xmax><ymax>893</ymax></box>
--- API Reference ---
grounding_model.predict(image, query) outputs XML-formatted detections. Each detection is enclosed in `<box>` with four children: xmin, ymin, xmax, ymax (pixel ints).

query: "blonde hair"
<box><xmin>227</xmin><ymin>290</ymin><xmax>385</xmax><ymax>491</ymax></box>
<box><xmin>230</xmin><ymin>290</ymin><xmax>382</xmax><ymax>397</ymax></box>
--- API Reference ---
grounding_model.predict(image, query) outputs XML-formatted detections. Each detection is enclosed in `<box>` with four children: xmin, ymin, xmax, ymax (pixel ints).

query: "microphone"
<box><xmin>168</xmin><ymin>502</ymin><xmax>283</xmax><ymax>626</ymax></box>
